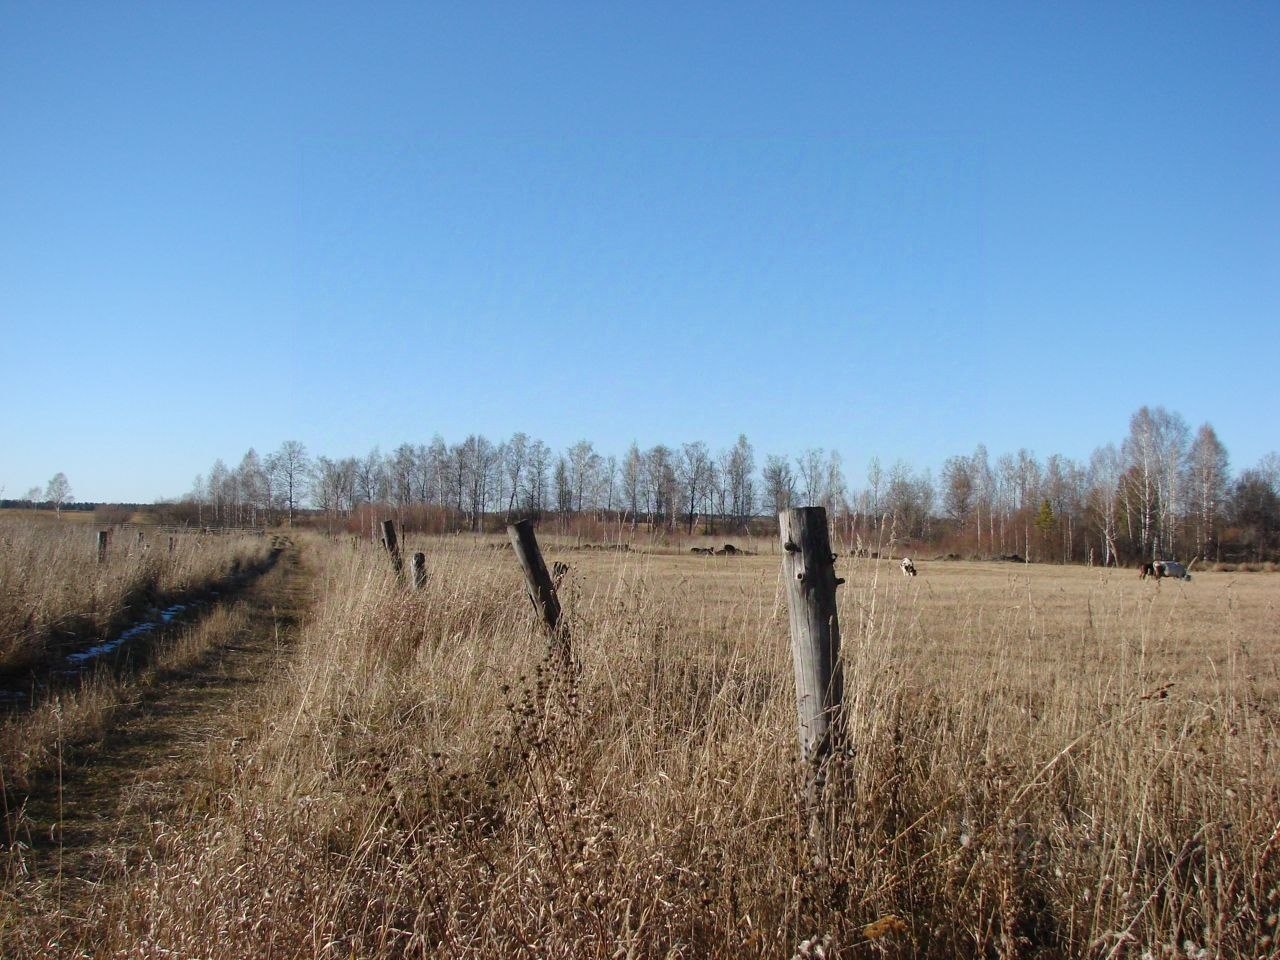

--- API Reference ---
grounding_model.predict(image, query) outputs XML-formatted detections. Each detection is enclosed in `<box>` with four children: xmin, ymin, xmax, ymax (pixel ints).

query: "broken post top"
<box><xmin>380</xmin><ymin>518</ymin><xmax>404</xmax><ymax>575</ymax></box>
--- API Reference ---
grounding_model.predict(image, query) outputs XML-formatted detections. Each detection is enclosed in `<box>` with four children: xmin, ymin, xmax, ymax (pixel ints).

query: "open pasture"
<box><xmin>9</xmin><ymin>532</ymin><xmax>1279</xmax><ymax>958</ymax></box>
<box><xmin>496</xmin><ymin>540</ymin><xmax>1280</xmax><ymax>707</ymax></box>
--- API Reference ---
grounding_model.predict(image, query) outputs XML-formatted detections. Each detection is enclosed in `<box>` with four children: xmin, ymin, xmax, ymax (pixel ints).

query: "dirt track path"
<box><xmin>7</xmin><ymin>541</ymin><xmax>313</xmax><ymax>916</ymax></box>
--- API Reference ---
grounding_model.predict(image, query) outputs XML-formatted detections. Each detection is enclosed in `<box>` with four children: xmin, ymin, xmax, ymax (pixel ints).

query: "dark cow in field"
<box><xmin>551</xmin><ymin>561</ymin><xmax>570</xmax><ymax>587</ymax></box>
<box><xmin>901</xmin><ymin>557</ymin><xmax>917</xmax><ymax>577</ymax></box>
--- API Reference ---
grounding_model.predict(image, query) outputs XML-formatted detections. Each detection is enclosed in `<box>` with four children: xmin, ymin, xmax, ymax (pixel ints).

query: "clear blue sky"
<box><xmin>2</xmin><ymin>2</ymin><xmax>1277</xmax><ymax>503</ymax></box>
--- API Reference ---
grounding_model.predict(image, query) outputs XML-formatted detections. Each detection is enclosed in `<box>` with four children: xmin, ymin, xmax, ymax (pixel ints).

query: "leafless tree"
<box><xmin>1087</xmin><ymin>444</ymin><xmax>1123</xmax><ymax>565</ymax></box>
<box><xmin>762</xmin><ymin>454</ymin><xmax>795</xmax><ymax>518</ymax></box>
<box><xmin>386</xmin><ymin>444</ymin><xmax>416</xmax><ymax>506</ymax></box>
<box><xmin>566</xmin><ymin>440</ymin><xmax>601</xmax><ymax>514</ymax></box>
<box><xmin>554</xmin><ymin>456</ymin><xmax>572</xmax><ymax>514</ymax></box>
<box><xmin>678</xmin><ymin>440</ymin><xmax>712</xmax><ymax>533</ymax></box>
<box><xmin>45</xmin><ymin>472</ymin><xmax>72</xmax><ymax>516</ymax></box>
<box><xmin>1185</xmin><ymin>423</ymin><xmax>1229</xmax><ymax>561</ymax></box>
<box><xmin>266</xmin><ymin>440</ymin><xmax>310</xmax><ymax>525</ymax></box>
<box><xmin>461</xmin><ymin>435</ymin><xmax>499</xmax><ymax>530</ymax></box>
<box><xmin>941</xmin><ymin>454</ymin><xmax>975</xmax><ymax>529</ymax></box>
<box><xmin>621</xmin><ymin>443</ymin><xmax>643</xmax><ymax>525</ymax></box>
<box><xmin>822</xmin><ymin>450</ymin><xmax>847</xmax><ymax>516</ymax></box>
<box><xmin>523</xmin><ymin>439</ymin><xmax>551</xmax><ymax>515</ymax></box>
<box><xmin>1257</xmin><ymin>452</ymin><xmax>1280</xmax><ymax>493</ymax></box>
<box><xmin>311</xmin><ymin>456</ymin><xmax>356</xmax><ymax>530</ymax></box>
<box><xmin>970</xmin><ymin>444</ymin><xmax>995</xmax><ymax>556</ymax></box>
<box><xmin>795</xmin><ymin>448</ymin><xmax>825</xmax><ymax>506</ymax></box>
<box><xmin>1123</xmin><ymin>406</ymin><xmax>1188</xmax><ymax>560</ymax></box>
<box><xmin>236</xmin><ymin>449</ymin><xmax>270</xmax><ymax>525</ymax></box>
<box><xmin>355</xmin><ymin>447</ymin><xmax>387</xmax><ymax>507</ymax></box>
<box><xmin>644</xmin><ymin>445</ymin><xmax>676</xmax><ymax>528</ymax></box>
<box><xmin>503</xmin><ymin>432</ymin><xmax>529</xmax><ymax>517</ymax></box>
<box><xmin>721</xmin><ymin>434</ymin><xmax>756</xmax><ymax>530</ymax></box>
<box><xmin>866</xmin><ymin>456</ymin><xmax>883</xmax><ymax>531</ymax></box>
<box><xmin>600</xmin><ymin>454</ymin><xmax>618</xmax><ymax>516</ymax></box>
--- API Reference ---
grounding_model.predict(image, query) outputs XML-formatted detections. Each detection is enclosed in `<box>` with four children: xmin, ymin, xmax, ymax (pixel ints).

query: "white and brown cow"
<box><xmin>1141</xmin><ymin>560</ymin><xmax>1191</xmax><ymax>581</ymax></box>
<box><xmin>901</xmin><ymin>557</ymin><xmax>917</xmax><ymax>577</ymax></box>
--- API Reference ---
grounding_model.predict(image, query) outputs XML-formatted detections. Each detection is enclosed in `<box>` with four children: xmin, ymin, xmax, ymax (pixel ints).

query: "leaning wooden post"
<box><xmin>380</xmin><ymin>520</ymin><xmax>404</xmax><ymax>579</ymax></box>
<box><xmin>780</xmin><ymin>507</ymin><xmax>847</xmax><ymax>834</ymax></box>
<box><xmin>412</xmin><ymin>552</ymin><xmax>427</xmax><ymax>590</ymax></box>
<box><xmin>507</xmin><ymin>519</ymin><xmax>570</xmax><ymax>664</ymax></box>
<box><xmin>97</xmin><ymin>530</ymin><xmax>109</xmax><ymax>564</ymax></box>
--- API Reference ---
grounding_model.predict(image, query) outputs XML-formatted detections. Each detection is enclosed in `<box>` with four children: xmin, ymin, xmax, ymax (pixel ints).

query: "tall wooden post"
<box><xmin>380</xmin><ymin>520</ymin><xmax>404</xmax><ymax>579</ymax></box>
<box><xmin>97</xmin><ymin>530</ymin><xmax>109</xmax><ymax>564</ymax></box>
<box><xmin>507</xmin><ymin>520</ymin><xmax>570</xmax><ymax>663</ymax></box>
<box><xmin>780</xmin><ymin>507</ymin><xmax>847</xmax><ymax>828</ymax></box>
<box><xmin>412</xmin><ymin>552</ymin><xmax>427</xmax><ymax>589</ymax></box>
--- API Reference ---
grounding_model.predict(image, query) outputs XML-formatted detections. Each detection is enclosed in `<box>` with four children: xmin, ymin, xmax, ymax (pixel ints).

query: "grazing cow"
<box><xmin>1139</xmin><ymin>561</ymin><xmax>1155</xmax><ymax>580</ymax></box>
<box><xmin>690</xmin><ymin>546</ymin><xmax>715</xmax><ymax>555</ymax></box>
<box><xmin>901</xmin><ymin>558</ymin><xmax>917</xmax><ymax>577</ymax></box>
<box><xmin>1142</xmin><ymin>560</ymin><xmax>1191</xmax><ymax>581</ymax></box>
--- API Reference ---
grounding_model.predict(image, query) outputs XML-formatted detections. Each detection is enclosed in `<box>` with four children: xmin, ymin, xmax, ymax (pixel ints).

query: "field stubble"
<box><xmin>23</xmin><ymin>536</ymin><xmax>1280</xmax><ymax>958</ymax></box>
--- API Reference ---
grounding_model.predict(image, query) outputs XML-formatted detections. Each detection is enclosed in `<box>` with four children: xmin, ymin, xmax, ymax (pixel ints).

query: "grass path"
<box><xmin>1</xmin><ymin>540</ymin><xmax>314</xmax><ymax>954</ymax></box>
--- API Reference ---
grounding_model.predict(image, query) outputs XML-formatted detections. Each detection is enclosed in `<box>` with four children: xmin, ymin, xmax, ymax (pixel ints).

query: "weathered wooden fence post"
<box><xmin>507</xmin><ymin>519</ymin><xmax>570</xmax><ymax>663</ymax></box>
<box><xmin>412</xmin><ymin>552</ymin><xmax>427</xmax><ymax>589</ymax></box>
<box><xmin>780</xmin><ymin>507</ymin><xmax>847</xmax><ymax>836</ymax></box>
<box><xmin>380</xmin><ymin>519</ymin><xmax>404</xmax><ymax>579</ymax></box>
<box><xmin>97</xmin><ymin>530</ymin><xmax>109</xmax><ymax>564</ymax></box>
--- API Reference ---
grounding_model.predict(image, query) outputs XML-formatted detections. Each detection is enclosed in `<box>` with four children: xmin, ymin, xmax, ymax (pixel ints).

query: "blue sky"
<box><xmin>2</xmin><ymin>2</ymin><xmax>1277</xmax><ymax>502</ymax></box>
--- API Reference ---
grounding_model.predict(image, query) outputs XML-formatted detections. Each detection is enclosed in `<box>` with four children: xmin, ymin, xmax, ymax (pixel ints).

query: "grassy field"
<box><xmin>0</xmin><ymin>515</ymin><xmax>278</xmax><ymax>675</ymax></box>
<box><xmin>4</xmin><ymin>529</ymin><xmax>1278</xmax><ymax>958</ymax></box>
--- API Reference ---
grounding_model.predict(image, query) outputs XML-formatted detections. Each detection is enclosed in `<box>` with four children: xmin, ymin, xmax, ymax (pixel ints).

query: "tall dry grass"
<box><xmin>37</xmin><ymin>539</ymin><xmax>1280</xmax><ymax>957</ymax></box>
<box><xmin>0</xmin><ymin>516</ymin><xmax>276</xmax><ymax>673</ymax></box>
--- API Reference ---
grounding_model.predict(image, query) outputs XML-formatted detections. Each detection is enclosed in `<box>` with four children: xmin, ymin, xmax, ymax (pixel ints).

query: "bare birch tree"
<box><xmin>1185</xmin><ymin>423</ymin><xmax>1229</xmax><ymax>561</ymax></box>
<box><xmin>267</xmin><ymin>441</ymin><xmax>310</xmax><ymax>525</ymax></box>
<box><xmin>45</xmin><ymin>472</ymin><xmax>72</xmax><ymax>516</ymax></box>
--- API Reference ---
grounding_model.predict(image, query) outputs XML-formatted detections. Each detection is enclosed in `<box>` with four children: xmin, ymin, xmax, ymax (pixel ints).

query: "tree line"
<box><xmin>179</xmin><ymin>406</ymin><xmax>1280</xmax><ymax>563</ymax></box>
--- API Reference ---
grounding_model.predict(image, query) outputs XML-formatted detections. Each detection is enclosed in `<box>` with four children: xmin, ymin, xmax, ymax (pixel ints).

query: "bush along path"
<box><xmin>0</xmin><ymin>537</ymin><xmax>314</xmax><ymax>956</ymax></box>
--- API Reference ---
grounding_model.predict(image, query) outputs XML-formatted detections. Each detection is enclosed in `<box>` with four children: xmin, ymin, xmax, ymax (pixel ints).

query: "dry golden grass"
<box><xmin>11</xmin><ymin>534</ymin><xmax>1280</xmax><ymax>958</ymax></box>
<box><xmin>0</xmin><ymin>515</ymin><xmax>277</xmax><ymax>673</ymax></box>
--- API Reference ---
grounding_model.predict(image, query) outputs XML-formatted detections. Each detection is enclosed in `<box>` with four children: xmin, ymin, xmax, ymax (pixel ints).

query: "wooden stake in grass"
<box><xmin>97</xmin><ymin>530</ymin><xmax>108</xmax><ymax>564</ymax></box>
<box><xmin>780</xmin><ymin>507</ymin><xmax>847</xmax><ymax>828</ymax></box>
<box><xmin>412</xmin><ymin>552</ymin><xmax>427</xmax><ymax>590</ymax></box>
<box><xmin>380</xmin><ymin>520</ymin><xmax>404</xmax><ymax>580</ymax></box>
<box><xmin>507</xmin><ymin>519</ymin><xmax>570</xmax><ymax>663</ymax></box>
